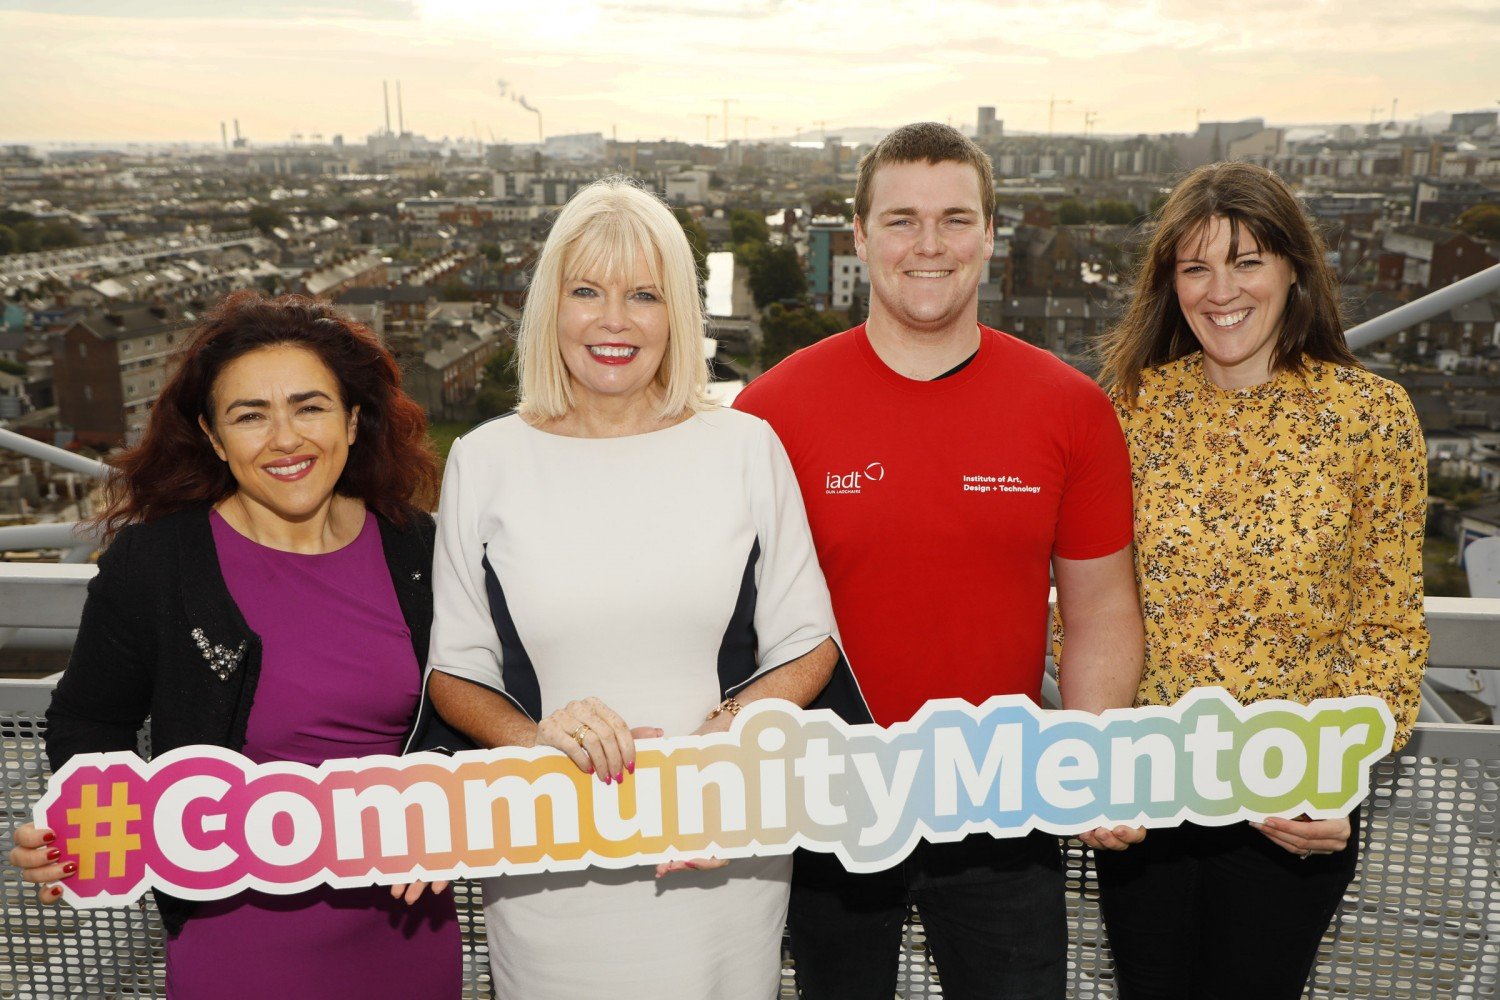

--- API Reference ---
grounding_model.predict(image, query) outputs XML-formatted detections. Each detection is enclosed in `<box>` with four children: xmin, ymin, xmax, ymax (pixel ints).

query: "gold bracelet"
<box><xmin>706</xmin><ymin>697</ymin><xmax>742</xmax><ymax>721</ymax></box>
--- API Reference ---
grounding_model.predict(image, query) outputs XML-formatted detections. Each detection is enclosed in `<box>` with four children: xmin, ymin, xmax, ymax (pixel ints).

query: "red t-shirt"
<box><xmin>735</xmin><ymin>324</ymin><xmax>1132</xmax><ymax>726</ymax></box>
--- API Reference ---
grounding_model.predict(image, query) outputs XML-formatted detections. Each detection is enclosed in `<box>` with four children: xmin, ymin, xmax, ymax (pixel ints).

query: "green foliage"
<box><xmin>1149</xmin><ymin>193</ymin><xmax>1171</xmax><ymax>217</ymax></box>
<box><xmin>475</xmin><ymin>339</ymin><xmax>519</xmax><ymax>419</ymax></box>
<box><xmin>438</xmin><ymin>275</ymin><xmax>474</xmax><ymax>302</ymax></box>
<box><xmin>0</xmin><ymin>358</ymin><xmax>25</xmax><ymax>376</ymax></box>
<box><xmin>759</xmin><ymin>303</ymin><xmax>846</xmax><ymax>369</ymax></box>
<box><xmin>746</xmin><ymin>243</ymin><xmax>807</xmax><ymax>308</ymax></box>
<box><xmin>1056</xmin><ymin>199</ymin><xmax>1088</xmax><ymax>226</ymax></box>
<box><xmin>1095</xmin><ymin>200</ymin><xmax>1139</xmax><ymax>225</ymax></box>
<box><xmin>479</xmin><ymin>243</ymin><xmax>502</xmax><ymax>263</ymax></box>
<box><xmin>418</xmin><ymin>175</ymin><xmax>448</xmax><ymax>195</ymax></box>
<box><xmin>1456</xmin><ymin>204</ymin><xmax>1500</xmax><ymax>242</ymax></box>
<box><xmin>427</xmin><ymin>421</ymin><xmax>472</xmax><ymax>464</ymax></box>
<box><xmin>1424</xmin><ymin>536</ymin><xmax>1469</xmax><ymax>598</ymax></box>
<box><xmin>814</xmin><ymin>189</ymin><xmax>854</xmax><ymax>220</ymax></box>
<box><xmin>0</xmin><ymin>217</ymin><xmax>86</xmax><ymax>255</ymax></box>
<box><xmin>673</xmin><ymin>209</ymin><xmax>710</xmax><ymax>280</ymax></box>
<box><xmin>729</xmin><ymin>207</ymin><xmax>770</xmax><ymax>246</ymax></box>
<box><xmin>1429</xmin><ymin>475</ymin><xmax>1484</xmax><ymax>511</ymax></box>
<box><xmin>247</xmin><ymin>205</ymin><xmax>289</xmax><ymax>235</ymax></box>
<box><xmin>1053</xmin><ymin>199</ymin><xmax>1140</xmax><ymax>227</ymax></box>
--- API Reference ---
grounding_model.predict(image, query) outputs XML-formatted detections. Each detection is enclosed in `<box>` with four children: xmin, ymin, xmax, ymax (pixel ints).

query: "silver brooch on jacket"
<box><xmin>191</xmin><ymin>628</ymin><xmax>246</xmax><ymax>682</ymax></box>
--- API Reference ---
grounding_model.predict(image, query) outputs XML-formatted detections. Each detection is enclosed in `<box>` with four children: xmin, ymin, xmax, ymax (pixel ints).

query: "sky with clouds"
<box><xmin>1</xmin><ymin>0</ymin><xmax>1495</xmax><ymax>144</ymax></box>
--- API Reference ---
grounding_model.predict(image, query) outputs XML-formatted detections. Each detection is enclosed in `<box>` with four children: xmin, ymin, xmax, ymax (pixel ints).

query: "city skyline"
<box><xmin>1</xmin><ymin>0</ymin><xmax>1496</xmax><ymax>145</ymax></box>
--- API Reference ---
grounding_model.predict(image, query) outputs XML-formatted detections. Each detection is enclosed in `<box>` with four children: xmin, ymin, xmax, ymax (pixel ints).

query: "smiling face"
<box><xmin>200</xmin><ymin>344</ymin><xmax>358</xmax><ymax>528</ymax></box>
<box><xmin>855</xmin><ymin>158</ymin><xmax>993</xmax><ymax>339</ymax></box>
<box><xmin>1174</xmin><ymin>215</ymin><xmax>1298</xmax><ymax>389</ymax></box>
<box><xmin>555</xmin><ymin>246</ymin><xmax>671</xmax><ymax>415</ymax></box>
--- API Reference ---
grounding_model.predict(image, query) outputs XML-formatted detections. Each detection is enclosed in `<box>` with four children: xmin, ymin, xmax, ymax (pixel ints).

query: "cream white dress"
<box><xmin>428</xmin><ymin>408</ymin><xmax>839</xmax><ymax>1000</ymax></box>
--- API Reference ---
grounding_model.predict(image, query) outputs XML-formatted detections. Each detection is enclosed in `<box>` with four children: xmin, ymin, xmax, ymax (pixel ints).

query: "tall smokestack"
<box><xmin>234</xmin><ymin>119</ymin><xmax>241</xmax><ymax>141</ymax></box>
<box><xmin>383</xmin><ymin>81</ymin><xmax>392</xmax><ymax>135</ymax></box>
<box><xmin>221</xmin><ymin>121</ymin><xmax>228</xmax><ymax>150</ymax></box>
<box><xmin>397</xmin><ymin>81</ymin><xmax>405</xmax><ymax>135</ymax></box>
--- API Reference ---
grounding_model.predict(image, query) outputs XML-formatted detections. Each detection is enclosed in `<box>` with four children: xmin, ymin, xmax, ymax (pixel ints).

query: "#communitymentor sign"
<box><xmin>37</xmin><ymin>689</ymin><xmax>1393</xmax><ymax>907</ymax></box>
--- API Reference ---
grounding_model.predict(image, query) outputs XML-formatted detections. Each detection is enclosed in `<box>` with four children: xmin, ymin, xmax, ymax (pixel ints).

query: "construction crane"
<box><xmin>999</xmin><ymin>98</ymin><xmax>1073</xmax><ymax>135</ymax></box>
<box><xmin>1083</xmin><ymin>111</ymin><xmax>1100</xmax><ymax>137</ymax></box>
<box><xmin>702</xmin><ymin>114</ymin><xmax>714</xmax><ymax>140</ymax></box>
<box><xmin>1046</xmin><ymin>96</ymin><xmax>1072</xmax><ymax>136</ymax></box>
<box><xmin>712</xmin><ymin>98</ymin><xmax>739</xmax><ymax>144</ymax></box>
<box><xmin>741</xmin><ymin>115</ymin><xmax>758</xmax><ymax>141</ymax></box>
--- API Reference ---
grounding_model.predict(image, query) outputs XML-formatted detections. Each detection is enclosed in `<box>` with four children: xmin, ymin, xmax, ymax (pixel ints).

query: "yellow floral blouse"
<box><xmin>1119</xmin><ymin>354</ymin><xmax>1428</xmax><ymax>749</ymax></box>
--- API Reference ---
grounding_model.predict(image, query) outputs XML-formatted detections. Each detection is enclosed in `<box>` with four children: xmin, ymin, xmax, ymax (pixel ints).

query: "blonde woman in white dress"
<box><xmin>424</xmin><ymin>177</ymin><xmax>866</xmax><ymax>1000</ymax></box>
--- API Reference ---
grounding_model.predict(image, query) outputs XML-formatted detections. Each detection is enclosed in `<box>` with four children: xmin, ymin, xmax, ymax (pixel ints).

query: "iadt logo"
<box><xmin>825</xmin><ymin>461</ymin><xmax>885</xmax><ymax>494</ymax></box>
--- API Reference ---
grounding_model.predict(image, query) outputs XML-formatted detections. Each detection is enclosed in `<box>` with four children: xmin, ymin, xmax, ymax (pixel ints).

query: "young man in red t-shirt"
<box><xmin>735</xmin><ymin>122</ymin><xmax>1145</xmax><ymax>1000</ymax></box>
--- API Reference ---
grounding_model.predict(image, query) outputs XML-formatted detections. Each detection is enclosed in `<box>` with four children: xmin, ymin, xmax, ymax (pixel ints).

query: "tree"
<box><xmin>476</xmin><ymin>339</ymin><xmax>519</xmax><ymax>418</ymax></box>
<box><xmin>438</xmin><ymin>276</ymin><xmax>474</xmax><ymax>302</ymax></box>
<box><xmin>759</xmin><ymin>304</ymin><xmax>846</xmax><ymax>369</ymax></box>
<box><xmin>673</xmin><ymin>209</ymin><xmax>709</xmax><ymax>280</ymax></box>
<box><xmin>1056</xmin><ymin>199</ymin><xmax>1088</xmax><ymax>226</ymax></box>
<box><xmin>1456</xmin><ymin>204</ymin><xmax>1500</xmax><ymax>242</ymax></box>
<box><xmin>247</xmin><ymin>205</ymin><xmax>289</xmax><ymax>235</ymax></box>
<box><xmin>746</xmin><ymin>244</ymin><xmax>807</xmax><ymax>308</ymax></box>
<box><xmin>729</xmin><ymin>207</ymin><xmax>770</xmax><ymax>246</ymax></box>
<box><xmin>1095</xmin><ymin>200</ymin><xmax>1138</xmax><ymax>225</ymax></box>
<box><xmin>0</xmin><ymin>225</ymin><xmax>16</xmax><ymax>256</ymax></box>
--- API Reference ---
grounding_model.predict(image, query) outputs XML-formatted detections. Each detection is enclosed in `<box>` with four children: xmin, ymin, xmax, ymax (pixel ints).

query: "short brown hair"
<box><xmin>1098</xmin><ymin>161</ymin><xmax>1357</xmax><ymax>402</ymax></box>
<box><xmin>96</xmin><ymin>291</ymin><xmax>439</xmax><ymax>539</ymax></box>
<box><xmin>854</xmin><ymin>122</ymin><xmax>995</xmax><ymax>225</ymax></box>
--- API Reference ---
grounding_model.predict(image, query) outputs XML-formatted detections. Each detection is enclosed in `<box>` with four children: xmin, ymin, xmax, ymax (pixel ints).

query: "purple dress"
<box><xmin>164</xmin><ymin>511</ymin><xmax>461</xmax><ymax>1000</ymax></box>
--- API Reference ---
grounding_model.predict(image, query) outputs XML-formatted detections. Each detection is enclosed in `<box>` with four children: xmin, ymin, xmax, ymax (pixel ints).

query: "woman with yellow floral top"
<box><xmin>1092</xmin><ymin>161</ymin><xmax>1428</xmax><ymax>1000</ymax></box>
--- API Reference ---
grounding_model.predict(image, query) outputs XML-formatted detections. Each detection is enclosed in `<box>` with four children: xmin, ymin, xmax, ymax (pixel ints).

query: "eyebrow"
<box><xmin>568</xmin><ymin>277</ymin><xmax>662</xmax><ymax>292</ymax></box>
<box><xmin>224</xmin><ymin>390</ymin><xmax>335</xmax><ymax>412</ymax></box>
<box><xmin>879</xmin><ymin>207</ymin><xmax>977</xmax><ymax>219</ymax></box>
<box><xmin>1176</xmin><ymin>246</ymin><xmax>1264</xmax><ymax>264</ymax></box>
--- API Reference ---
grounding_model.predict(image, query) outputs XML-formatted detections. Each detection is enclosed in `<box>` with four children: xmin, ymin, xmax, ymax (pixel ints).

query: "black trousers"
<box><xmin>788</xmin><ymin>832</ymin><xmax>1067</xmax><ymax>1000</ymax></box>
<box><xmin>1094</xmin><ymin>810</ymin><xmax>1361</xmax><ymax>1000</ymax></box>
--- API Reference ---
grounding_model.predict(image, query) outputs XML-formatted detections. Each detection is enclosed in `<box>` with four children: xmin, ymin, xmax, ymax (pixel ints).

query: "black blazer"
<box><xmin>45</xmin><ymin>504</ymin><xmax>435</xmax><ymax>934</ymax></box>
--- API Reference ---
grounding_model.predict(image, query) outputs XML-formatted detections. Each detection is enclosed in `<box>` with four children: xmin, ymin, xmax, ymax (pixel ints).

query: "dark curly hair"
<box><xmin>95</xmin><ymin>290</ymin><xmax>439</xmax><ymax>540</ymax></box>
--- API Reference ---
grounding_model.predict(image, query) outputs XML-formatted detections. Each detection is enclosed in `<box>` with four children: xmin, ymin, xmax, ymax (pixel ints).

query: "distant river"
<box><xmin>705</xmin><ymin>251</ymin><xmax>735</xmax><ymax>318</ymax></box>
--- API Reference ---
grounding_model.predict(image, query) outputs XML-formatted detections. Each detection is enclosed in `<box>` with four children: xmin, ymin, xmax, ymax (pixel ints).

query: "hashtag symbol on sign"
<box><xmin>65</xmin><ymin>782</ymin><xmax>142</xmax><ymax>880</ymax></box>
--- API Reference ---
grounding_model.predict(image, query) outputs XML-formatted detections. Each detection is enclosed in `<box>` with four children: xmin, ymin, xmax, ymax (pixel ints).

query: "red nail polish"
<box><xmin>685</xmin><ymin>861</ymin><xmax>698</xmax><ymax>869</ymax></box>
<box><xmin>615</xmin><ymin>771</ymin><xmax>624</xmax><ymax>783</ymax></box>
<box><xmin>61</xmin><ymin>862</ymin><xmax>77</xmax><ymax>877</ymax></box>
<box><xmin>626</xmin><ymin>762</ymin><xmax>635</xmax><ymax>775</ymax></box>
<box><xmin>603</xmin><ymin>772</ymin><xmax>612</xmax><ymax>785</ymax></box>
<box><xmin>587</xmin><ymin>766</ymin><xmax>594</xmax><ymax>775</ymax></box>
<box><xmin>46</xmin><ymin>848</ymin><xmax>61</xmax><ymax>862</ymax></box>
<box><xmin>50</xmin><ymin>885</ymin><xmax>64</xmax><ymax>899</ymax></box>
<box><xmin>42</xmin><ymin>830</ymin><xmax>56</xmax><ymax>844</ymax></box>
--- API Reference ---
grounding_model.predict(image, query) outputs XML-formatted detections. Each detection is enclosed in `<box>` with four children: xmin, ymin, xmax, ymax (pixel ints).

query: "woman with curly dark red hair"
<box><xmin>8</xmin><ymin>291</ymin><xmax>459</xmax><ymax>999</ymax></box>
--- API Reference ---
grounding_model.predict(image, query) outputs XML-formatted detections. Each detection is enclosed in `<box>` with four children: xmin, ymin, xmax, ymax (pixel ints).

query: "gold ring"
<box><xmin>570</xmin><ymin>724</ymin><xmax>592</xmax><ymax>748</ymax></box>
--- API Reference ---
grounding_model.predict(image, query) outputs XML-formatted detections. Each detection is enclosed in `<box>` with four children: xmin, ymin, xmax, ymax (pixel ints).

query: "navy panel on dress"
<box><xmin>716</xmin><ymin>539</ymin><xmax>761</xmax><ymax>698</ymax></box>
<box><xmin>481</xmin><ymin>551</ymin><xmax>543</xmax><ymax>721</ymax></box>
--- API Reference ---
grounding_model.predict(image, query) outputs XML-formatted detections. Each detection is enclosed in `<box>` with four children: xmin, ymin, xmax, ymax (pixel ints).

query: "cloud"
<box><xmin>0</xmin><ymin>0</ymin><xmax>418</xmax><ymax>17</ymax></box>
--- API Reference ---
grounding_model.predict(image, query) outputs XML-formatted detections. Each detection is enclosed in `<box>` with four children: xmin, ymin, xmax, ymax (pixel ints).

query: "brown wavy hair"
<box><xmin>1098</xmin><ymin>161</ymin><xmax>1358</xmax><ymax>403</ymax></box>
<box><xmin>95</xmin><ymin>291</ymin><xmax>439</xmax><ymax>540</ymax></box>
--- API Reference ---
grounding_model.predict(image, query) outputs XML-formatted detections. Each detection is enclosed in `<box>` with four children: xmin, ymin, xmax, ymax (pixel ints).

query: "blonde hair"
<box><xmin>517</xmin><ymin>177</ymin><xmax>710</xmax><ymax>422</ymax></box>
